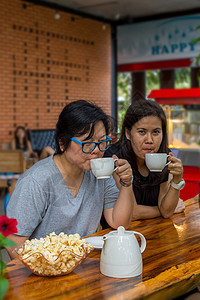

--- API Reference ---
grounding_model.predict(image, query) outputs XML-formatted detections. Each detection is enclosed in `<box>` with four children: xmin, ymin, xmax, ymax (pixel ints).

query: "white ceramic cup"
<box><xmin>145</xmin><ymin>153</ymin><xmax>171</xmax><ymax>172</ymax></box>
<box><xmin>90</xmin><ymin>157</ymin><xmax>118</xmax><ymax>179</ymax></box>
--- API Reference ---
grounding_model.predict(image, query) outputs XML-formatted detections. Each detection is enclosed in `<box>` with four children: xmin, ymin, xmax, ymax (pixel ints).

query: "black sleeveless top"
<box><xmin>16</xmin><ymin>144</ymin><xmax>27</xmax><ymax>152</ymax></box>
<box><xmin>101</xmin><ymin>143</ymin><xmax>169</xmax><ymax>229</ymax></box>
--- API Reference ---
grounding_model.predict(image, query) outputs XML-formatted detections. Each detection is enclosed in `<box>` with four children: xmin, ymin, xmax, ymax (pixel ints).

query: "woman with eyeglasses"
<box><xmin>6</xmin><ymin>100</ymin><xmax>134</xmax><ymax>259</ymax></box>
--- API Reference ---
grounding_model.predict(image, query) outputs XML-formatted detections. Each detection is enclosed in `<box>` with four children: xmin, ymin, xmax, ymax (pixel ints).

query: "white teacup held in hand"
<box><xmin>145</xmin><ymin>153</ymin><xmax>171</xmax><ymax>172</ymax></box>
<box><xmin>90</xmin><ymin>157</ymin><xmax>118</xmax><ymax>179</ymax></box>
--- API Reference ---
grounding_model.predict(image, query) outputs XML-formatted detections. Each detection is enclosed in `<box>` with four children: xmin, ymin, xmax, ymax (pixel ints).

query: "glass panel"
<box><xmin>161</xmin><ymin>105</ymin><xmax>200</xmax><ymax>149</ymax></box>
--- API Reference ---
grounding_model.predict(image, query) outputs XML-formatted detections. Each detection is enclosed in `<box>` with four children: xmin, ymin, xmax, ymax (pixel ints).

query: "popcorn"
<box><xmin>15</xmin><ymin>232</ymin><xmax>93</xmax><ymax>276</ymax></box>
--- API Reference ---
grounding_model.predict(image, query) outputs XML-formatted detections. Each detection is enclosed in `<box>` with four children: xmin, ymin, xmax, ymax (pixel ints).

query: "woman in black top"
<box><xmin>102</xmin><ymin>100</ymin><xmax>185</xmax><ymax>228</ymax></box>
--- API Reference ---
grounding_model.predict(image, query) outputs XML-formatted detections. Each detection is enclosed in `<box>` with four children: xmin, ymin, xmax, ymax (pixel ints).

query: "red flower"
<box><xmin>0</xmin><ymin>215</ymin><xmax>18</xmax><ymax>237</ymax></box>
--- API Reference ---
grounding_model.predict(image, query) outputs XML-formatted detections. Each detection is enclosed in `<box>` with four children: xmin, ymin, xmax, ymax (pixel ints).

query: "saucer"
<box><xmin>85</xmin><ymin>236</ymin><xmax>104</xmax><ymax>249</ymax></box>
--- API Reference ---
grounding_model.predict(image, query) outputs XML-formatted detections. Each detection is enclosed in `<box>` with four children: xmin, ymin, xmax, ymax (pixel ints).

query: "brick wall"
<box><xmin>0</xmin><ymin>0</ymin><xmax>112</xmax><ymax>148</ymax></box>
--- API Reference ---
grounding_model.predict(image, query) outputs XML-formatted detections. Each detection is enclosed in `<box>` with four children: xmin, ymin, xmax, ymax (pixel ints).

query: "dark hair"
<box><xmin>119</xmin><ymin>99</ymin><xmax>169</xmax><ymax>187</ymax></box>
<box><xmin>55</xmin><ymin>100</ymin><xmax>111</xmax><ymax>154</ymax></box>
<box><xmin>14</xmin><ymin>126</ymin><xmax>28</xmax><ymax>149</ymax></box>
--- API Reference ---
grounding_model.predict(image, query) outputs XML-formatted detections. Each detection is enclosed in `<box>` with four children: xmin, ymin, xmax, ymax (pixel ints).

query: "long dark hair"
<box><xmin>55</xmin><ymin>100</ymin><xmax>111</xmax><ymax>154</ymax></box>
<box><xmin>15</xmin><ymin>126</ymin><xmax>28</xmax><ymax>149</ymax></box>
<box><xmin>119</xmin><ymin>99</ymin><xmax>169</xmax><ymax>187</ymax></box>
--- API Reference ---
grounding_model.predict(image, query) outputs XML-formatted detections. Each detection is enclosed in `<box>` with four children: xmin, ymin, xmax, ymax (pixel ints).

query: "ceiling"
<box><xmin>38</xmin><ymin>0</ymin><xmax>200</xmax><ymax>23</ymax></box>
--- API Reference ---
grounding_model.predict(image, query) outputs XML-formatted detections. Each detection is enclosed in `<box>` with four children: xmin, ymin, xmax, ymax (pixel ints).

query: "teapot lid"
<box><xmin>103</xmin><ymin>226</ymin><xmax>133</xmax><ymax>240</ymax></box>
<box><xmin>117</xmin><ymin>226</ymin><xmax>125</xmax><ymax>235</ymax></box>
<box><xmin>107</xmin><ymin>226</ymin><xmax>127</xmax><ymax>236</ymax></box>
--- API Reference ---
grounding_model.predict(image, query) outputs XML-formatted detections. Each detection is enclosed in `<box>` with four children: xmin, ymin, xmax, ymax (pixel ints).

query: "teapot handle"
<box><xmin>132</xmin><ymin>231</ymin><xmax>146</xmax><ymax>253</ymax></box>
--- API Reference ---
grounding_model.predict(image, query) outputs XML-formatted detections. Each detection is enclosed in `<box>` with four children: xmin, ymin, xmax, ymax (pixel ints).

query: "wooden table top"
<box><xmin>4</xmin><ymin>195</ymin><xmax>200</xmax><ymax>300</ymax></box>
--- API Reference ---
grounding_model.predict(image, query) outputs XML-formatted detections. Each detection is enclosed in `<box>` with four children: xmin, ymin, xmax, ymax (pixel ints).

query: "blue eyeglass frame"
<box><xmin>70</xmin><ymin>136</ymin><xmax>112</xmax><ymax>153</ymax></box>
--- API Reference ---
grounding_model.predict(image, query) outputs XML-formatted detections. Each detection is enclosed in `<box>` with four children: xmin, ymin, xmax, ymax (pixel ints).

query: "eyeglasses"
<box><xmin>71</xmin><ymin>136</ymin><xmax>112</xmax><ymax>153</ymax></box>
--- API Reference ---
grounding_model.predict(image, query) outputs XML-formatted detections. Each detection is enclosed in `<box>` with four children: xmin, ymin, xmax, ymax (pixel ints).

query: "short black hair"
<box><xmin>55</xmin><ymin>100</ymin><xmax>111</xmax><ymax>154</ymax></box>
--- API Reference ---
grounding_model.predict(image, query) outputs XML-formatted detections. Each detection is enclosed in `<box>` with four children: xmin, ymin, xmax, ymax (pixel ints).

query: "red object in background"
<box><xmin>0</xmin><ymin>215</ymin><xmax>18</xmax><ymax>237</ymax></box>
<box><xmin>148</xmin><ymin>88</ymin><xmax>200</xmax><ymax>105</ymax></box>
<box><xmin>180</xmin><ymin>166</ymin><xmax>200</xmax><ymax>201</ymax></box>
<box><xmin>117</xmin><ymin>58</ymin><xmax>192</xmax><ymax>72</ymax></box>
<box><xmin>147</xmin><ymin>88</ymin><xmax>200</xmax><ymax>200</ymax></box>
<box><xmin>109</xmin><ymin>134</ymin><xmax>118</xmax><ymax>144</ymax></box>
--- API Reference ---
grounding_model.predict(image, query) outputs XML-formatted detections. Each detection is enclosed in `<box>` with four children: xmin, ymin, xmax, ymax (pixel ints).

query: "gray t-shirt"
<box><xmin>7</xmin><ymin>155</ymin><xmax>119</xmax><ymax>239</ymax></box>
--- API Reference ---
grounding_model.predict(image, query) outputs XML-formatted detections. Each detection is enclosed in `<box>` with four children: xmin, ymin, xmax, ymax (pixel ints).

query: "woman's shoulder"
<box><xmin>21</xmin><ymin>156</ymin><xmax>57</xmax><ymax>183</ymax></box>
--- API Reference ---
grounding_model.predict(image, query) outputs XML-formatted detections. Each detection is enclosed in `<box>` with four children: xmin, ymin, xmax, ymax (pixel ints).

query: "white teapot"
<box><xmin>100</xmin><ymin>226</ymin><xmax>146</xmax><ymax>278</ymax></box>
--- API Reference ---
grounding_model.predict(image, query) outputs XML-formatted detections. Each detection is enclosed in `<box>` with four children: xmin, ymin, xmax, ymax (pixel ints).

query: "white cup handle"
<box><xmin>165</xmin><ymin>154</ymin><xmax>171</xmax><ymax>167</ymax></box>
<box><xmin>113</xmin><ymin>158</ymin><xmax>119</xmax><ymax>172</ymax></box>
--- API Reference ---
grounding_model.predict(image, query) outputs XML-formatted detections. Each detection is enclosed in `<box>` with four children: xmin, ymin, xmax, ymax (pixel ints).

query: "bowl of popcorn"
<box><xmin>13</xmin><ymin>232</ymin><xmax>94</xmax><ymax>276</ymax></box>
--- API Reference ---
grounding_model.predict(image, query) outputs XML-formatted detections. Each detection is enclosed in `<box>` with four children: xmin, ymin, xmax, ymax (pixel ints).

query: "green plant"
<box><xmin>117</xmin><ymin>72</ymin><xmax>132</xmax><ymax>133</ymax></box>
<box><xmin>191</xmin><ymin>25</ymin><xmax>200</xmax><ymax>66</ymax></box>
<box><xmin>146</xmin><ymin>70</ymin><xmax>160</xmax><ymax>96</ymax></box>
<box><xmin>0</xmin><ymin>216</ymin><xmax>17</xmax><ymax>300</ymax></box>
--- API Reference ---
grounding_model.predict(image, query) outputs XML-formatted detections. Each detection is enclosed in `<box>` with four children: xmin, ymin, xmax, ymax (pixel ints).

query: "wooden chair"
<box><xmin>0</xmin><ymin>150</ymin><xmax>26</xmax><ymax>211</ymax></box>
<box><xmin>0</xmin><ymin>150</ymin><xmax>26</xmax><ymax>173</ymax></box>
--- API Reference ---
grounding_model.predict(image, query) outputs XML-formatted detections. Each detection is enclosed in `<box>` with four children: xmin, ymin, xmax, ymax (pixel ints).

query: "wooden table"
<box><xmin>4</xmin><ymin>195</ymin><xmax>200</xmax><ymax>300</ymax></box>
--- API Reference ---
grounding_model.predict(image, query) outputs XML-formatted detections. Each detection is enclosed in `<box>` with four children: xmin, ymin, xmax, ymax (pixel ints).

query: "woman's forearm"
<box><xmin>110</xmin><ymin>185</ymin><xmax>134</xmax><ymax>229</ymax></box>
<box><xmin>132</xmin><ymin>204</ymin><xmax>161</xmax><ymax>220</ymax></box>
<box><xmin>159</xmin><ymin>186</ymin><xmax>180</xmax><ymax>218</ymax></box>
<box><xmin>159</xmin><ymin>154</ymin><xmax>184</xmax><ymax>218</ymax></box>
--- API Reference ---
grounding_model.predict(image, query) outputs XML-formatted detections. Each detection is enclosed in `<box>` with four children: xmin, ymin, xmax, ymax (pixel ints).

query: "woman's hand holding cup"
<box><xmin>90</xmin><ymin>155</ymin><xmax>133</xmax><ymax>187</ymax></box>
<box><xmin>167</xmin><ymin>152</ymin><xmax>183</xmax><ymax>183</ymax></box>
<box><xmin>112</xmin><ymin>155</ymin><xmax>133</xmax><ymax>187</ymax></box>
